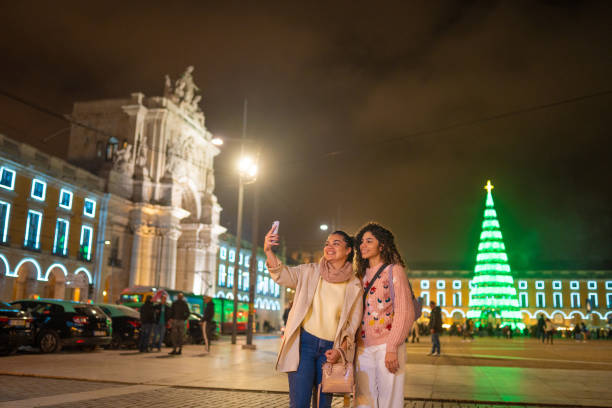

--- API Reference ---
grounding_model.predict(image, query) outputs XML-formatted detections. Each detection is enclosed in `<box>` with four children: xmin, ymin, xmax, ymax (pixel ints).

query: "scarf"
<box><xmin>318</xmin><ymin>257</ymin><xmax>353</xmax><ymax>283</ymax></box>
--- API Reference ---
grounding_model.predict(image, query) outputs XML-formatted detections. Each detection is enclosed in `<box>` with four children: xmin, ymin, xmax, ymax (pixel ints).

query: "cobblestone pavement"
<box><xmin>0</xmin><ymin>375</ymin><xmax>606</xmax><ymax>408</ymax></box>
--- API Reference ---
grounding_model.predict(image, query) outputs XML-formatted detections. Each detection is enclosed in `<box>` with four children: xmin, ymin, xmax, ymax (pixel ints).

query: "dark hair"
<box><xmin>328</xmin><ymin>230</ymin><xmax>355</xmax><ymax>263</ymax></box>
<box><xmin>355</xmin><ymin>222</ymin><xmax>405</xmax><ymax>278</ymax></box>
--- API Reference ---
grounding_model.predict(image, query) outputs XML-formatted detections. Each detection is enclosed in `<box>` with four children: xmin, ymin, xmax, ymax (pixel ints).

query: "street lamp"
<box><xmin>319</xmin><ymin>224</ymin><xmax>329</xmax><ymax>231</ymax></box>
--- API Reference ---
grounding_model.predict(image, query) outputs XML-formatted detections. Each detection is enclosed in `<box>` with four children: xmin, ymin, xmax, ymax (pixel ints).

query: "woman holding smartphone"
<box><xmin>264</xmin><ymin>224</ymin><xmax>363</xmax><ymax>408</ymax></box>
<box><xmin>354</xmin><ymin>222</ymin><xmax>414</xmax><ymax>408</ymax></box>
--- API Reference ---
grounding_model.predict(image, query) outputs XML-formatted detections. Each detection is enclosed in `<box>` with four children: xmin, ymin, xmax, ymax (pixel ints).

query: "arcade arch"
<box><xmin>13</xmin><ymin>259</ymin><xmax>41</xmax><ymax>300</ymax></box>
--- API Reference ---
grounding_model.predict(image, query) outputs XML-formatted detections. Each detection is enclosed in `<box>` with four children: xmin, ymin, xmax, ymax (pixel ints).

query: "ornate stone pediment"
<box><xmin>163</xmin><ymin>66</ymin><xmax>205</xmax><ymax>125</ymax></box>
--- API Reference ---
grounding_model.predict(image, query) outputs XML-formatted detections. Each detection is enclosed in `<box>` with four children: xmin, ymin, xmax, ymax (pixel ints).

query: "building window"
<box><xmin>535</xmin><ymin>281</ymin><xmax>544</xmax><ymax>290</ymax></box>
<box><xmin>420</xmin><ymin>280</ymin><xmax>429</xmax><ymax>290</ymax></box>
<box><xmin>570</xmin><ymin>281</ymin><xmax>579</xmax><ymax>290</ymax></box>
<box><xmin>83</xmin><ymin>198</ymin><xmax>96</xmax><ymax>218</ymax></box>
<box><xmin>607</xmin><ymin>293</ymin><xmax>612</xmax><ymax>309</ymax></box>
<box><xmin>0</xmin><ymin>200</ymin><xmax>10</xmax><ymax>243</ymax></box>
<box><xmin>452</xmin><ymin>280</ymin><xmax>461</xmax><ymax>289</ymax></box>
<box><xmin>519</xmin><ymin>292</ymin><xmax>528</xmax><ymax>307</ymax></box>
<box><xmin>245</xmin><ymin>255</ymin><xmax>250</xmax><ymax>267</ymax></box>
<box><xmin>106</xmin><ymin>137</ymin><xmax>118</xmax><ymax>161</ymax></box>
<box><xmin>258</xmin><ymin>260</ymin><xmax>264</xmax><ymax>272</ymax></box>
<box><xmin>275</xmin><ymin>282</ymin><xmax>280</xmax><ymax>297</ymax></box>
<box><xmin>263</xmin><ymin>276</ymin><xmax>269</xmax><ymax>295</ymax></box>
<box><xmin>256</xmin><ymin>276</ymin><xmax>263</xmax><ymax>294</ymax></box>
<box><xmin>30</xmin><ymin>179</ymin><xmax>47</xmax><ymax>201</ymax></box>
<box><xmin>59</xmin><ymin>189</ymin><xmax>73</xmax><ymax>210</ymax></box>
<box><xmin>552</xmin><ymin>281</ymin><xmax>561</xmax><ymax>290</ymax></box>
<box><xmin>242</xmin><ymin>271</ymin><xmax>249</xmax><ymax>291</ymax></box>
<box><xmin>0</xmin><ymin>167</ymin><xmax>16</xmax><ymax>190</ymax></box>
<box><xmin>553</xmin><ymin>292</ymin><xmax>562</xmax><ymax>308</ymax></box>
<box><xmin>229</xmin><ymin>250</ymin><xmax>235</xmax><ymax>262</ymax></box>
<box><xmin>587</xmin><ymin>293</ymin><xmax>598</xmax><ymax>308</ymax></box>
<box><xmin>606</xmin><ymin>281</ymin><xmax>612</xmax><ymax>290</ymax></box>
<box><xmin>437</xmin><ymin>292</ymin><xmax>445</xmax><ymax>307</ymax></box>
<box><xmin>218</xmin><ymin>265</ymin><xmax>226</xmax><ymax>287</ymax></box>
<box><xmin>518</xmin><ymin>280</ymin><xmax>527</xmax><ymax>290</ymax></box>
<box><xmin>571</xmin><ymin>293</ymin><xmax>580</xmax><ymax>308</ymax></box>
<box><xmin>587</xmin><ymin>281</ymin><xmax>597</xmax><ymax>290</ymax></box>
<box><xmin>468</xmin><ymin>280</ymin><xmax>475</xmax><ymax>289</ymax></box>
<box><xmin>436</xmin><ymin>280</ymin><xmax>445</xmax><ymax>289</ymax></box>
<box><xmin>421</xmin><ymin>291</ymin><xmax>429</xmax><ymax>305</ymax></box>
<box><xmin>452</xmin><ymin>292</ymin><xmax>461</xmax><ymax>307</ymax></box>
<box><xmin>536</xmin><ymin>292</ymin><xmax>545</xmax><ymax>308</ymax></box>
<box><xmin>79</xmin><ymin>225</ymin><xmax>93</xmax><ymax>261</ymax></box>
<box><xmin>219</xmin><ymin>247</ymin><xmax>227</xmax><ymax>260</ymax></box>
<box><xmin>53</xmin><ymin>218</ymin><xmax>70</xmax><ymax>256</ymax></box>
<box><xmin>269</xmin><ymin>277</ymin><xmax>275</xmax><ymax>294</ymax></box>
<box><xmin>239</xmin><ymin>252</ymin><xmax>243</xmax><ymax>266</ymax></box>
<box><xmin>227</xmin><ymin>267</ymin><xmax>234</xmax><ymax>288</ymax></box>
<box><xmin>24</xmin><ymin>210</ymin><xmax>42</xmax><ymax>250</ymax></box>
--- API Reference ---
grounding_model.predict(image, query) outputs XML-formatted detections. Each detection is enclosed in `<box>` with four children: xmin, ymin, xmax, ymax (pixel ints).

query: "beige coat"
<box><xmin>270</xmin><ymin>262</ymin><xmax>363</xmax><ymax>372</ymax></box>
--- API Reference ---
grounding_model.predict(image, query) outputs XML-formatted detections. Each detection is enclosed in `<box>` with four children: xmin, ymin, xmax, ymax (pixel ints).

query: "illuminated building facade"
<box><xmin>214</xmin><ymin>233</ymin><xmax>284</xmax><ymax>330</ymax></box>
<box><xmin>1</xmin><ymin>67</ymin><xmax>224</xmax><ymax>303</ymax></box>
<box><xmin>0</xmin><ymin>134</ymin><xmax>101</xmax><ymax>301</ymax></box>
<box><xmin>411</xmin><ymin>269</ymin><xmax>612</xmax><ymax>329</ymax></box>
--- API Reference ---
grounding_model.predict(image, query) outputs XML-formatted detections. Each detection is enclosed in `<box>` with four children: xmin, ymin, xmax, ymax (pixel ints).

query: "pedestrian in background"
<box><xmin>139</xmin><ymin>295</ymin><xmax>155</xmax><ymax>353</ymax></box>
<box><xmin>428</xmin><ymin>300</ymin><xmax>442</xmax><ymax>356</ymax></box>
<box><xmin>544</xmin><ymin>318</ymin><xmax>555</xmax><ymax>344</ymax></box>
<box><xmin>168</xmin><ymin>292</ymin><xmax>190</xmax><ymax>355</ymax></box>
<box><xmin>282</xmin><ymin>300</ymin><xmax>293</xmax><ymax>327</ymax></box>
<box><xmin>265</xmin><ymin>226</ymin><xmax>363</xmax><ymax>408</ymax></box>
<box><xmin>354</xmin><ymin>222</ymin><xmax>414</xmax><ymax>408</ymax></box>
<box><xmin>201</xmin><ymin>296</ymin><xmax>214</xmax><ymax>353</ymax></box>
<box><xmin>537</xmin><ymin>314</ymin><xmax>546</xmax><ymax>343</ymax></box>
<box><xmin>153</xmin><ymin>294</ymin><xmax>168</xmax><ymax>351</ymax></box>
<box><xmin>410</xmin><ymin>320</ymin><xmax>420</xmax><ymax>343</ymax></box>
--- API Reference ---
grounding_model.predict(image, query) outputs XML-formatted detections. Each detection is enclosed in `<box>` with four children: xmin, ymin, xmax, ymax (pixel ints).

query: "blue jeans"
<box><xmin>288</xmin><ymin>329</ymin><xmax>334</xmax><ymax>408</ymax></box>
<box><xmin>431</xmin><ymin>332</ymin><xmax>440</xmax><ymax>355</ymax></box>
<box><xmin>139</xmin><ymin>323</ymin><xmax>153</xmax><ymax>352</ymax></box>
<box><xmin>152</xmin><ymin>322</ymin><xmax>165</xmax><ymax>348</ymax></box>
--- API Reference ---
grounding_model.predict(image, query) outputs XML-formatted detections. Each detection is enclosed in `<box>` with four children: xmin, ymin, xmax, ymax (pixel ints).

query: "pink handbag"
<box><xmin>317</xmin><ymin>348</ymin><xmax>355</xmax><ymax>407</ymax></box>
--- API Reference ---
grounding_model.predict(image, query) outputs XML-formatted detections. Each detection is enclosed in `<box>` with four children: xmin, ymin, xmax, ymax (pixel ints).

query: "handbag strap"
<box><xmin>362</xmin><ymin>263</ymin><xmax>388</xmax><ymax>309</ymax></box>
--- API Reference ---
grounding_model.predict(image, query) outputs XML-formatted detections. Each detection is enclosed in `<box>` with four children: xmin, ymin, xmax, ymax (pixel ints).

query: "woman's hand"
<box><xmin>385</xmin><ymin>351</ymin><xmax>399</xmax><ymax>373</ymax></box>
<box><xmin>325</xmin><ymin>348</ymin><xmax>341</xmax><ymax>363</ymax></box>
<box><xmin>264</xmin><ymin>225</ymin><xmax>279</xmax><ymax>253</ymax></box>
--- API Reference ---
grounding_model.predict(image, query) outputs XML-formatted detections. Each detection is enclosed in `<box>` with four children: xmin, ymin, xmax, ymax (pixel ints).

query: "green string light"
<box><xmin>468</xmin><ymin>180</ymin><xmax>524</xmax><ymax>330</ymax></box>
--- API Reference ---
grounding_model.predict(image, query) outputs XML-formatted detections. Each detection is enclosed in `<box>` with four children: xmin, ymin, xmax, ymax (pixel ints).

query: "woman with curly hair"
<box><xmin>354</xmin><ymin>222</ymin><xmax>414</xmax><ymax>408</ymax></box>
<box><xmin>264</xmin><ymin>226</ymin><xmax>363</xmax><ymax>408</ymax></box>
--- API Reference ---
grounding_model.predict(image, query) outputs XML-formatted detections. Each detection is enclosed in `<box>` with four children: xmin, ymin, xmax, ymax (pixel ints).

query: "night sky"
<box><xmin>1</xmin><ymin>1</ymin><xmax>611</xmax><ymax>269</ymax></box>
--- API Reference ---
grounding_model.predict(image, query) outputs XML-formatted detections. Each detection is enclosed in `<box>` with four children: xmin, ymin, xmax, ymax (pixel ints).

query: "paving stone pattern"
<box><xmin>0</xmin><ymin>375</ymin><xmax>122</xmax><ymax>402</ymax></box>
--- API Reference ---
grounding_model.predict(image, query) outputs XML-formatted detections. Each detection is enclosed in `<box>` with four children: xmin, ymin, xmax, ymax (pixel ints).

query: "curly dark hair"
<box><xmin>355</xmin><ymin>222</ymin><xmax>405</xmax><ymax>278</ymax></box>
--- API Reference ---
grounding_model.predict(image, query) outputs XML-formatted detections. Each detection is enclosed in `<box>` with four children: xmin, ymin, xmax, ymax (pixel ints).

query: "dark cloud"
<box><xmin>1</xmin><ymin>1</ymin><xmax>611</xmax><ymax>269</ymax></box>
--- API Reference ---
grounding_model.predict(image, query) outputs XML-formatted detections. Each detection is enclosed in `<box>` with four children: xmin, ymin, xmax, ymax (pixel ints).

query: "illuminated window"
<box><xmin>0</xmin><ymin>200</ymin><xmax>10</xmax><ymax>243</ymax></box>
<box><xmin>436</xmin><ymin>280</ymin><xmax>445</xmax><ymax>289</ymax></box>
<box><xmin>239</xmin><ymin>252</ymin><xmax>243</xmax><ymax>266</ymax></box>
<box><xmin>552</xmin><ymin>281</ymin><xmax>562</xmax><ymax>290</ymax></box>
<box><xmin>274</xmin><ymin>282</ymin><xmax>280</xmax><ymax>297</ymax></box>
<box><xmin>420</xmin><ymin>280</ymin><xmax>429</xmax><ymax>290</ymax></box>
<box><xmin>242</xmin><ymin>271</ymin><xmax>249</xmax><ymax>290</ymax></box>
<box><xmin>437</xmin><ymin>292</ymin><xmax>445</xmax><ymax>307</ymax></box>
<box><xmin>79</xmin><ymin>225</ymin><xmax>93</xmax><ymax>261</ymax></box>
<box><xmin>256</xmin><ymin>276</ymin><xmax>263</xmax><ymax>294</ymax></box>
<box><xmin>0</xmin><ymin>167</ymin><xmax>16</xmax><ymax>190</ymax></box>
<box><xmin>452</xmin><ymin>280</ymin><xmax>461</xmax><ymax>289</ymax></box>
<box><xmin>518</xmin><ymin>280</ymin><xmax>527</xmax><ymax>290</ymax></box>
<box><xmin>553</xmin><ymin>292</ymin><xmax>562</xmax><ymax>308</ymax></box>
<box><xmin>269</xmin><ymin>277</ymin><xmax>275</xmax><ymax>294</ymax></box>
<box><xmin>535</xmin><ymin>281</ymin><xmax>544</xmax><ymax>290</ymax></box>
<box><xmin>536</xmin><ymin>292</ymin><xmax>545</xmax><ymax>307</ymax></box>
<box><xmin>53</xmin><ymin>218</ymin><xmax>70</xmax><ymax>256</ymax></box>
<box><xmin>570</xmin><ymin>281</ymin><xmax>579</xmax><ymax>290</ymax></box>
<box><xmin>219</xmin><ymin>247</ymin><xmax>227</xmax><ymax>260</ymax></box>
<box><xmin>606</xmin><ymin>281</ymin><xmax>612</xmax><ymax>290</ymax></box>
<box><xmin>83</xmin><ymin>198</ymin><xmax>96</xmax><ymax>218</ymax></box>
<box><xmin>227</xmin><ymin>266</ymin><xmax>234</xmax><ymax>288</ymax></box>
<box><xmin>245</xmin><ymin>255</ymin><xmax>250</xmax><ymax>267</ymax></box>
<box><xmin>452</xmin><ymin>292</ymin><xmax>461</xmax><ymax>307</ymax></box>
<box><xmin>587</xmin><ymin>281</ymin><xmax>597</xmax><ymax>290</ymax></box>
<box><xmin>218</xmin><ymin>265</ymin><xmax>226</xmax><ymax>286</ymax></box>
<box><xmin>237</xmin><ymin>269</ymin><xmax>242</xmax><ymax>290</ymax></box>
<box><xmin>519</xmin><ymin>292</ymin><xmax>528</xmax><ymax>307</ymax></box>
<box><xmin>587</xmin><ymin>293</ymin><xmax>598</xmax><ymax>308</ymax></box>
<box><xmin>258</xmin><ymin>260</ymin><xmax>264</xmax><ymax>272</ymax></box>
<box><xmin>263</xmin><ymin>277</ymin><xmax>269</xmax><ymax>295</ymax></box>
<box><xmin>59</xmin><ymin>189</ymin><xmax>73</xmax><ymax>210</ymax></box>
<box><xmin>229</xmin><ymin>250</ymin><xmax>235</xmax><ymax>262</ymax></box>
<box><xmin>607</xmin><ymin>293</ymin><xmax>612</xmax><ymax>309</ymax></box>
<box><xmin>31</xmin><ymin>179</ymin><xmax>47</xmax><ymax>201</ymax></box>
<box><xmin>421</xmin><ymin>291</ymin><xmax>429</xmax><ymax>305</ymax></box>
<box><xmin>24</xmin><ymin>210</ymin><xmax>42</xmax><ymax>250</ymax></box>
<box><xmin>468</xmin><ymin>280</ymin><xmax>475</xmax><ymax>289</ymax></box>
<box><xmin>571</xmin><ymin>293</ymin><xmax>580</xmax><ymax>308</ymax></box>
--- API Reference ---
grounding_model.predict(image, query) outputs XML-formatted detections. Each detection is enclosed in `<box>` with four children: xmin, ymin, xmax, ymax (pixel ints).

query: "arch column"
<box><xmin>128</xmin><ymin>224</ymin><xmax>155</xmax><ymax>287</ymax></box>
<box><xmin>159</xmin><ymin>227</ymin><xmax>181</xmax><ymax>289</ymax></box>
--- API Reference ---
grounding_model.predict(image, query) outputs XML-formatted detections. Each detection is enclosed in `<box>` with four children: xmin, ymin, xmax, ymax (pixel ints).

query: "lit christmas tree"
<box><xmin>467</xmin><ymin>180</ymin><xmax>523</xmax><ymax>329</ymax></box>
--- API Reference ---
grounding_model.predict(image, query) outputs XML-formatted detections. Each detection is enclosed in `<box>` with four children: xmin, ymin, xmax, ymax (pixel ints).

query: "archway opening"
<box><xmin>13</xmin><ymin>260</ymin><xmax>39</xmax><ymax>301</ymax></box>
<box><xmin>43</xmin><ymin>267</ymin><xmax>66</xmax><ymax>299</ymax></box>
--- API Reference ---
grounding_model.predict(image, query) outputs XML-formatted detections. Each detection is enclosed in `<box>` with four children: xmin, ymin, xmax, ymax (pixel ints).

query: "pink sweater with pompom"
<box><xmin>359</xmin><ymin>263</ymin><xmax>414</xmax><ymax>353</ymax></box>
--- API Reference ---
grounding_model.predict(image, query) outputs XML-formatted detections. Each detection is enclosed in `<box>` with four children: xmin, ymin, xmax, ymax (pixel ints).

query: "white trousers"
<box><xmin>355</xmin><ymin>343</ymin><xmax>405</xmax><ymax>408</ymax></box>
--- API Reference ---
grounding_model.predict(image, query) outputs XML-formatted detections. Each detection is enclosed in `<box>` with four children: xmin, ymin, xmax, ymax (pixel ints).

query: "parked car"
<box><xmin>0</xmin><ymin>301</ymin><xmax>33</xmax><ymax>355</ymax></box>
<box><xmin>11</xmin><ymin>299</ymin><xmax>111</xmax><ymax>353</ymax></box>
<box><xmin>96</xmin><ymin>303</ymin><xmax>141</xmax><ymax>349</ymax></box>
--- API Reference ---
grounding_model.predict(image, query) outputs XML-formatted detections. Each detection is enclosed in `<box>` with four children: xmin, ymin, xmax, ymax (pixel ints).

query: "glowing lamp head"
<box><xmin>212</xmin><ymin>137</ymin><xmax>224</xmax><ymax>146</ymax></box>
<box><xmin>319</xmin><ymin>224</ymin><xmax>329</xmax><ymax>231</ymax></box>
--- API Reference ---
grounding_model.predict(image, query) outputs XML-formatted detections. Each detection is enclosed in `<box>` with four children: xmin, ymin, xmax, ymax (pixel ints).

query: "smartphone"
<box><xmin>271</xmin><ymin>220</ymin><xmax>280</xmax><ymax>234</ymax></box>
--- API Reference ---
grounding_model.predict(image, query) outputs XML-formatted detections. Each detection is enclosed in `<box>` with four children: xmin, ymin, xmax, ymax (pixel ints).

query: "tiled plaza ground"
<box><xmin>0</xmin><ymin>335</ymin><xmax>611</xmax><ymax>407</ymax></box>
